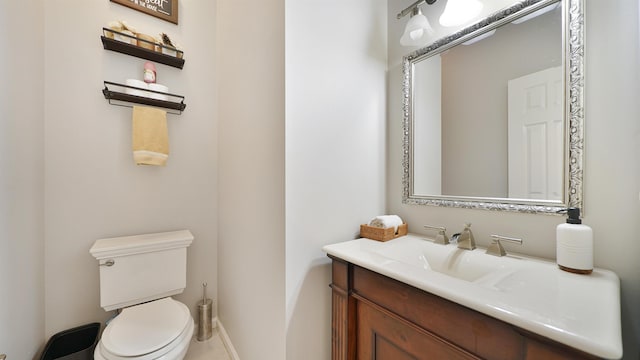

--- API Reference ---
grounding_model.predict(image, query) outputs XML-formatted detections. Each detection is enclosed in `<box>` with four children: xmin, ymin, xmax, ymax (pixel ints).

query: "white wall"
<box><xmin>216</xmin><ymin>1</ymin><xmax>286</xmax><ymax>359</ymax></box>
<box><xmin>43</xmin><ymin>0</ymin><xmax>217</xmax><ymax>338</ymax></box>
<box><xmin>388</xmin><ymin>0</ymin><xmax>640</xmax><ymax>358</ymax></box>
<box><xmin>0</xmin><ymin>1</ymin><xmax>45</xmax><ymax>358</ymax></box>
<box><xmin>285</xmin><ymin>1</ymin><xmax>387</xmax><ymax>359</ymax></box>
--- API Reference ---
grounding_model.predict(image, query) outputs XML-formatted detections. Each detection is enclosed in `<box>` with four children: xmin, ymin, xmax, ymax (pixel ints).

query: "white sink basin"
<box><xmin>323</xmin><ymin>234</ymin><xmax>622</xmax><ymax>359</ymax></box>
<box><xmin>377</xmin><ymin>237</ymin><xmax>518</xmax><ymax>282</ymax></box>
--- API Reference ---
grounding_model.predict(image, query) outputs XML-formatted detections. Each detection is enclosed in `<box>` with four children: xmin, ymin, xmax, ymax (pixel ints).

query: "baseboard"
<box><xmin>216</xmin><ymin>318</ymin><xmax>240</xmax><ymax>360</ymax></box>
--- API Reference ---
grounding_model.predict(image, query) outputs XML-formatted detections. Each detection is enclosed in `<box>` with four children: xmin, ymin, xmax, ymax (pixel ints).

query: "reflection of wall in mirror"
<box><xmin>437</xmin><ymin>6</ymin><xmax>561</xmax><ymax>198</ymax></box>
<box><xmin>413</xmin><ymin>55</ymin><xmax>442</xmax><ymax>195</ymax></box>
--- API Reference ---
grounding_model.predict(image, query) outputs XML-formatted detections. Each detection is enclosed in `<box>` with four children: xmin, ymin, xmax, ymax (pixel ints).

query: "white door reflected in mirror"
<box><xmin>508</xmin><ymin>66</ymin><xmax>563</xmax><ymax>201</ymax></box>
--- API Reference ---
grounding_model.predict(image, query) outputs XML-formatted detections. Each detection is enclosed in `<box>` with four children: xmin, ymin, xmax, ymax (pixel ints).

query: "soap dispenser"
<box><xmin>556</xmin><ymin>208</ymin><xmax>593</xmax><ymax>274</ymax></box>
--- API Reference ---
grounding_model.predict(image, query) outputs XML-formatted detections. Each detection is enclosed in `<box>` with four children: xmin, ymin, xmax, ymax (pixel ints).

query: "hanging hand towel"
<box><xmin>132</xmin><ymin>106</ymin><xmax>169</xmax><ymax>166</ymax></box>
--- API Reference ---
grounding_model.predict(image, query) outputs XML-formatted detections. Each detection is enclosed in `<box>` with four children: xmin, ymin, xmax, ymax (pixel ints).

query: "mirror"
<box><xmin>402</xmin><ymin>0</ymin><xmax>584</xmax><ymax>214</ymax></box>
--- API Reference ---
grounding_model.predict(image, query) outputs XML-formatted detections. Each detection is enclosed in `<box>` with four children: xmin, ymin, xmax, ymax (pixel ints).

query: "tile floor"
<box><xmin>185</xmin><ymin>329</ymin><xmax>232</xmax><ymax>360</ymax></box>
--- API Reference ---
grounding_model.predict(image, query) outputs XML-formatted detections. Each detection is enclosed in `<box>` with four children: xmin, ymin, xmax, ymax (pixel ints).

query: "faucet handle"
<box><xmin>423</xmin><ymin>225</ymin><xmax>449</xmax><ymax>245</ymax></box>
<box><xmin>463</xmin><ymin>223</ymin><xmax>474</xmax><ymax>239</ymax></box>
<box><xmin>487</xmin><ymin>235</ymin><xmax>523</xmax><ymax>257</ymax></box>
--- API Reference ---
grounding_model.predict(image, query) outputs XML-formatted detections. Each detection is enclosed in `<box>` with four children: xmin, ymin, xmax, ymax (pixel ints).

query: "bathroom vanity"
<box><xmin>324</xmin><ymin>235</ymin><xmax>622</xmax><ymax>360</ymax></box>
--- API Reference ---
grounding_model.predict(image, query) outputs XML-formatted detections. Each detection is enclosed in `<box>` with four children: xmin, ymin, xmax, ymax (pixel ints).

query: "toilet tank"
<box><xmin>89</xmin><ymin>230</ymin><xmax>194</xmax><ymax>311</ymax></box>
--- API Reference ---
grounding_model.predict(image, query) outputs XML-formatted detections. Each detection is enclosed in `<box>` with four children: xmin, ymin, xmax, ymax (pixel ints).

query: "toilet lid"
<box><xmin>101</xmin><ymin>297</ymin><xmax>191</xmax><ymax>357</ymax></box>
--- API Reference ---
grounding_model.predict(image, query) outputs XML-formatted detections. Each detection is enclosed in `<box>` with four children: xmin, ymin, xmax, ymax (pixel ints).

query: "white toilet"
<box><xmin>90</xmin><ymin>230</ymin><xmax>195</xmax><ymax>360</ymax></box>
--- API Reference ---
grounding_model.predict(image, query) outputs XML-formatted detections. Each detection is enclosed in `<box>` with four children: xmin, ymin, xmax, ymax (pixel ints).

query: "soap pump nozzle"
<box><xmin>557</xmin><ymin>207</ymin><xmax>582</xmax><ymax>224</ymax></box>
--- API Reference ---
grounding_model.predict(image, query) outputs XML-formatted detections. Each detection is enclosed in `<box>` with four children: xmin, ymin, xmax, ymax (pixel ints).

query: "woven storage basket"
<box><xmin>360</xmin><ymin>223</ymin><xmax>408</xmax><ymax>242</ymax></box>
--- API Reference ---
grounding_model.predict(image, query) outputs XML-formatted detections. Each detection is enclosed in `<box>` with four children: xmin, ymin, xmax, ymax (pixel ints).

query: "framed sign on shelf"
<box><xmin>111</xmin><ymin>0</ymin><xmax>178</xmax><ymax>25</ymax></box>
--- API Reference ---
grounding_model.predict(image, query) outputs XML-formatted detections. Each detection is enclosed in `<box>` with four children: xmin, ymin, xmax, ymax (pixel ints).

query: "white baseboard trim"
<box><xmin>216</xmin><ymin>318</ymin><xmax>240</xmax><ymax>360</ymax></box>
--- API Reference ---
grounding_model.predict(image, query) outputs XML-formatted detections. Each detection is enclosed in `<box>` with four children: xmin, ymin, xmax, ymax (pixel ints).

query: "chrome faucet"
<box><xmin>456</xmin><ymin>223</ymin><xmax>476</xmax><ymax>250</ymax></box>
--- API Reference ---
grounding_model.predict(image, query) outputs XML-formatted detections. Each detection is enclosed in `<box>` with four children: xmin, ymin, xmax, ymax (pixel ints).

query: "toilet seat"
<box><xmin>95</xmin><ymin>297</ymin><xmax>194</xmax><ymax>360</ymax></box>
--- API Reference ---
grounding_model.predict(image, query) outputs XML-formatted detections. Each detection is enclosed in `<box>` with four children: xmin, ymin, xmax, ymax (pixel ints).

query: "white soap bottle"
<box><xmin>556</xmin><ymin>208</ymin><xmax>593</xmax><ymax>274</ymax></box>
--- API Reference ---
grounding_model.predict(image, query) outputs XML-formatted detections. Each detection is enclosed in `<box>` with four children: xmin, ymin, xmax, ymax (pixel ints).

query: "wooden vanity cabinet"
<box><xmin>329</xmin><ymin>256</ymin><xmax>600</xmax><ymax>360</ymax></box>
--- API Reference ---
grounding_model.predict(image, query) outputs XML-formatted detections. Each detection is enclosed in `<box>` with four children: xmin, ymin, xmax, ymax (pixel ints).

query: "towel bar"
<box><xmin>102</xmin><ymin>81</ymin><xmax>186</xmax><ymax>115</ymax></box>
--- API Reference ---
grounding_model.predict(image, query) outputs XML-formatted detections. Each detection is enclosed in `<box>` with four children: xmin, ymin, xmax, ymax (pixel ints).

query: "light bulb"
<box><xmin>439</xmin><ymin>0</ymin><xmax>483</xmax><ymax>27</ymax></box>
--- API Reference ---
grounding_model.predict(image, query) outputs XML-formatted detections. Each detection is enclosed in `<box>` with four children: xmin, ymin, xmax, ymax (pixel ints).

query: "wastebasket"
<box><xmin>39</xmin><ymin>323</ymin><xmax>100</xmax><ymax>360</ymax></box>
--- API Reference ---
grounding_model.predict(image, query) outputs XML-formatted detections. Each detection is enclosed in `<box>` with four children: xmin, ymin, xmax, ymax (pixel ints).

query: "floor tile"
<box><xmin>185</xmin><ymin>329</ymin><xmax>231</xmax><ymax>360</ymax></box>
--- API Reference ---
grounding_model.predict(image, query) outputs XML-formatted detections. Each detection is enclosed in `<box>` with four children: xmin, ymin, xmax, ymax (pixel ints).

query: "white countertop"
<box><xmin>323</xmin><ymin>234</ymin><xmax>622</xmax><ymax>359</ymax></box>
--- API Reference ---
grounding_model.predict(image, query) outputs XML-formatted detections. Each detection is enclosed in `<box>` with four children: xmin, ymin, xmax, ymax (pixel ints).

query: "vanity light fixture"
<box><xmin>439</xmin><ymin>0</ymin><xmax>483</xmax><ymax>27</ymax></box>
<box><xmin>462</xmin><ymin>29</ymin><xmax>495</xmax><ymax>45</ymax></box>
<box><xmin>398</xmin><ymin>0</ymin><xmax>437</xmax><ymax>47</ymax></box>
<box><xmin>511</xmin><ymin>3</ymin><xmax>560</xmax><ymax>24</ymax></box>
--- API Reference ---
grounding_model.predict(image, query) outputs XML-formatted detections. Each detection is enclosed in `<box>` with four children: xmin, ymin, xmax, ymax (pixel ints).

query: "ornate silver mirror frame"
<box><xmin>401</xmin><ymin>0</ymin><xmax>584</xmax><ymax>214</ymax></box>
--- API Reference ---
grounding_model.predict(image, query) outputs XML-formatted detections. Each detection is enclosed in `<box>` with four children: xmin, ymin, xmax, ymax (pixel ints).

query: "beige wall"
<box><xmin>216</xmin><ymin>0</ymin><xmax>286</xmax><ymax>359</ymax></box>
<box><xmin>5</xmin><ymin>1</ymin><xmax>637</xmax><ymax>359</ymax></box>
<box><xmin>0</xmin><ymin>1</ymin><xmax>45</xmax><ymax>358</ymax></box>
<box><xmin>43</xmin><ymin>0</ymin><xmax>217</xmax><ymax>338</ymax></box>
<box><xmin>285</xmin><ymin>1</ymin><xmax>387</xmax><ymax>359</ymax></box>
<box><xmin>388</xmin><ymin>0</ymin><xmax>640</xmax><ymax>358</ymax></box>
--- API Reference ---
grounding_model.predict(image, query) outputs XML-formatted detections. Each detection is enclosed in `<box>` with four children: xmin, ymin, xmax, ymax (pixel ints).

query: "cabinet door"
<box><xmin>357</xmin><ymin>300</ymin><xmax>480</xmax><ymax>360</ymax></box>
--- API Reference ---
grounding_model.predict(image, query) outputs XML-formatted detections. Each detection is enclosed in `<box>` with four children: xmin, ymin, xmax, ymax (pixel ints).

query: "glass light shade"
<box><xmin>462</xmin><ymin>29</ymin><xmax>495</xmax><ymax>45</ymax></box>
<box><xmin>512</xmin><ymin>3</ymin><xmax>560</xmax><ymax>24</ymax></box>
<box><xmin>439</xmin><ymin>0</ymin><xmax>483</xmax><ymax>27</ymax></box>
<box><xmin>400</xmin><ymin>10</ymin><xmax>435</xmax><ymax>47</ymax></box>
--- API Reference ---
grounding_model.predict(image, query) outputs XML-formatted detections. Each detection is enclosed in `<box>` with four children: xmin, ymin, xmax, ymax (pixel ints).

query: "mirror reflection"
<box><xmin>403</xmin><ymin>0</ymin><xmax>585</xmax><ymax>213</ymax></box>
<box><xmin>413</xmin><ymin>2</ymin><xmax>562</xmax><ymax>200</ymax></box>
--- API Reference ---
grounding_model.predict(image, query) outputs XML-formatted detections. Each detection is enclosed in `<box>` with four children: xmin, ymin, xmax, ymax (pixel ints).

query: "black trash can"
<box><xmin>39</xmin><ymin>323</ymin><xmax>100</xmax><ymax>360</ymax></box>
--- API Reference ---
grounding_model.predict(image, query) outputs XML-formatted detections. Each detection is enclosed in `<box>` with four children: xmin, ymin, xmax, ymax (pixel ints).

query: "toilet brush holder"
<box><xmin>197</xmin><ymin>298</ymin><xmax>213</xmax><ymax>341</ymax></box>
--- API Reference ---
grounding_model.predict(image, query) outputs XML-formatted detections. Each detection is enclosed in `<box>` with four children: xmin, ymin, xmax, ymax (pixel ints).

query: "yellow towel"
<box><xmin>132</xmin><ymin>106</ymin><xmax>169</xmax><ymax>166</ymax></box>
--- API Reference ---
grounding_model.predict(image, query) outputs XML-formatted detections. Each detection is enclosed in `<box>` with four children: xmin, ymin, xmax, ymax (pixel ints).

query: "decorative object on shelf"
<box><xmin>105</xmin><ymin>20</ymin><xmax>137</xmax><ymax>44</ymax></box>
<box><xmin>111</xmin><ymin>0</ymin><xmax>178</xmax><ymax>25</ymax></box>
<box><xmin>136</xmin><ymin>32</ymin><xmax>156</xmax><ymax>50</ymax></box>
<box><xmin>147</xmin><ymin>84</ymin><xmax>169</xmax><ymax>101</ymax></box>
<box><xmin>102</xmin><ymin>81</ymin><xmax>186</xmax><ymax>114</ymax></box>
<box><xmin>102</xmin><ymin>28</ymin><xmax>185</xmax><ymax>68</ymax></box>
<box><xmin>123</xmin><ymin>78</ymin><xmax>170</xmax><ymax>101</ymax></box>
<box><xmin>125</xmin><ymin>79</ymin><xmax>148</xmax><ymax>97</ymax></box>
<box><xmin>159</xmin><ymin>32</ymin><xmax>182</xmax><ymax>58</ymax></box>
<box><xmin>143</xmin><ymin>62</ymin><xmax>157</xmax><ymax>83</ymax></box>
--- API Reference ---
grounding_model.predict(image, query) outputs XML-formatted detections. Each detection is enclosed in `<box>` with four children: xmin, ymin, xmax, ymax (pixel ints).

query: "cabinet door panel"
<box><xmin>353</xmin><ymin>266</ymin><xmax>523</xmax><ymax>359</ymax></box>
<box><xmin>522</xmin><ymin>332</ymin><xmax>600</xmax><ymax>360</ymax></box>
<box><xmin>357</xmin><ymin>300</ymin><xmax>479</xmax><ymax>360</ymax></box>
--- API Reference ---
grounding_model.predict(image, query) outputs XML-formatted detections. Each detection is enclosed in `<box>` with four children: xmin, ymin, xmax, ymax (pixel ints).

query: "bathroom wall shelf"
<box><xmin>101</xmin><ymin>28</ymin><xmax>185</xmax><ymax>69</ymax></box>
<box><xmin>102</xmin><ymin>81</ymin><xmax>186</xmax><ymax>114</ymax></box>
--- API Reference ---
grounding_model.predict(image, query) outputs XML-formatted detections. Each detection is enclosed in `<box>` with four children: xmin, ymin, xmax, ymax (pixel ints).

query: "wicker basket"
<box><xmin>360</xmin><ymin>223</ymin><xmax>408</xmax><ymax>242</ymax></box>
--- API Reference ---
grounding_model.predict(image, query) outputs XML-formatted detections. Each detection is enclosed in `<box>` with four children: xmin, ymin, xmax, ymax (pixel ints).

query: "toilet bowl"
<box><xmin>94</xmin><ymin>297</ymin><xmax>194</xmax><ymax>360</ymax></box>
<box><xmin>89</xmin><ymin>230</ymin><xmax>195</xmax><ymax>360</ymax></box>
